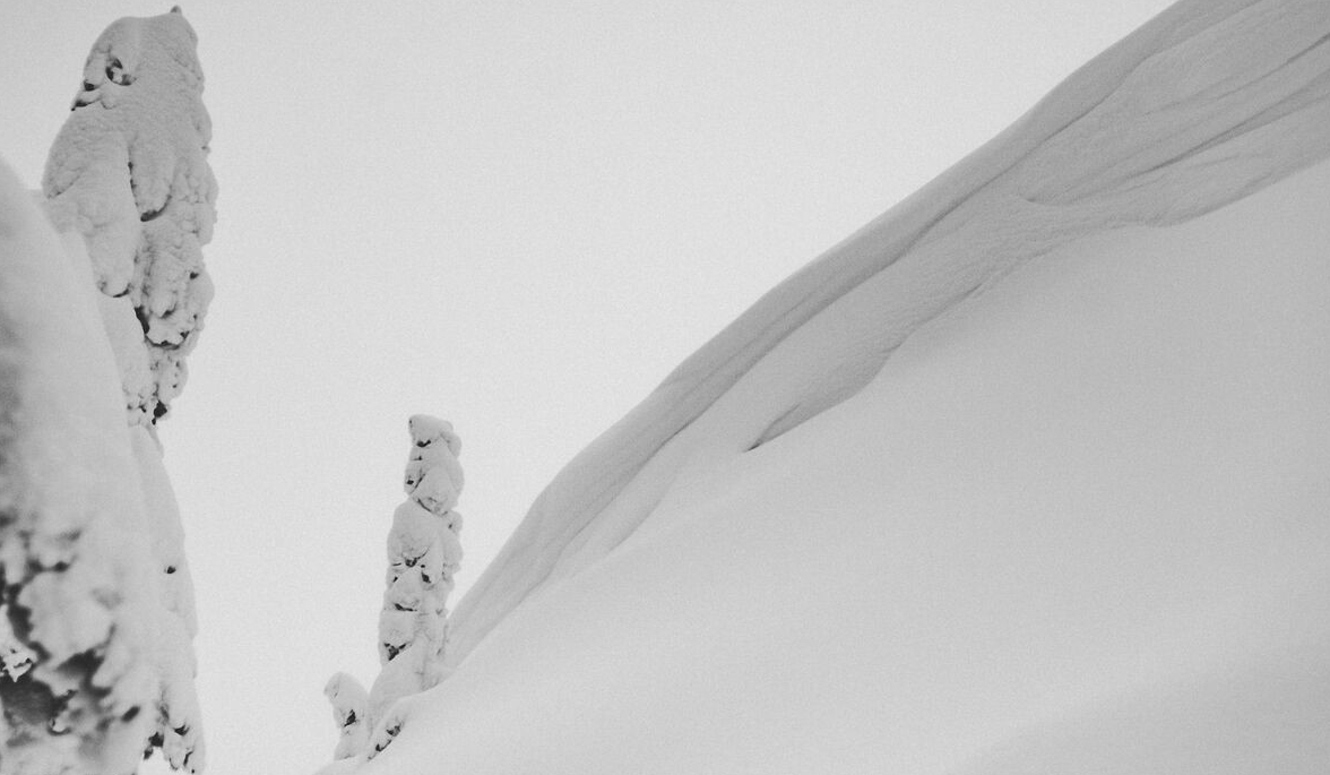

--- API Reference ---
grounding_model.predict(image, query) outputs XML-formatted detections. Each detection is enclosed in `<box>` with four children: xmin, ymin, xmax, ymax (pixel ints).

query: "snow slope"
<box><xmin>332</xmin><ymin>155</ymin><xmax>1330</xmax><ymax>774</ymax></box>
<box><xmin>442</xmin><ymin>0</ymin><xmax>1330</xmax><ymax>665</ymax></box>
<box><xmin>343</xmin><ymin>140</ymin><xmax>1330</xmax><ymax>775</ymax></box>
<box><xmin>330</xmin><ymin>0</ymin><xmax>1330</xmax><ymax>771</ymax></box>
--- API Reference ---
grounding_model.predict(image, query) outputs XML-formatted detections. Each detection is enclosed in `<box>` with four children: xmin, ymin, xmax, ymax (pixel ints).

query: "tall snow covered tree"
<box><xmin>44</xmin><ymin>5</ymin><xmax>217</xmax><ymax>429</ymax></box>
<box><xmin>0</xmin><ymin>8</ymin><xmax>213</xmax><ymax>773</ymax></box>
<box><xmin>325</xmin><ymin>416</ymin><xmax>464</xmax><ymax>761</ymax></box>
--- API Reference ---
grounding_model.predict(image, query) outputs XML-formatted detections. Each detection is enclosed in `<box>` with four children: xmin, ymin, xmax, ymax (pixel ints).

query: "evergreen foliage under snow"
<box><xmin>0</xmin><ymin>9</ymin><xmax>213</xmax><ymax>774</ymax></box>
<box><xmin>325</xmin><ymin>417</ymin><xmax>464</xmax><ymax>763</ymax></box>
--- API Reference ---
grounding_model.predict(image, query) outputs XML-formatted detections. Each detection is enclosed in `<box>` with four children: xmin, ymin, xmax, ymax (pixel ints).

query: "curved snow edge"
<box><xmin>446</xmin><ymin>0</ymin><xmax>1330</xmax><ymax>666</ymax></box>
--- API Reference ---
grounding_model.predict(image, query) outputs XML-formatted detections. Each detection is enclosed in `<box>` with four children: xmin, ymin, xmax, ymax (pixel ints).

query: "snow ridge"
<box><xmin>445</xmin><ymin>0</ymin><xmax>1330</xmax><ymax>668</ymax></box>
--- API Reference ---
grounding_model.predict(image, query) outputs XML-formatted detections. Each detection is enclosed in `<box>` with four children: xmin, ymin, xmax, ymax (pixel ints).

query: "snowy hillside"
<box><xmin>441</xmin><ymin>0</ymin><xmax>1330</xmax><ymax>665</ymax></box>
<box><xmin>345</xmin><ymin>156</ymin><xmax>1330</xmax><ymax>774</ymax></box>
<box><xmin>327</xmin><ymin>0</ymin><xmax>1330</xmax><ymax>772</ymax></box>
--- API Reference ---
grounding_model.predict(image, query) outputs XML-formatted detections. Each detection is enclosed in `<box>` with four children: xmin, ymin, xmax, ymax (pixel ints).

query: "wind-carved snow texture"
<box><xmin>324</xmin><ymin>417</ymin><xmax>464</xmax><ymax>763</ymax></box>
<box><xmin>0</xmin><ymin>10</ymin><xmax>211</xmax><ymax>774</ymax></box>
<box><xmin>43</xmin><ymin>7</ymin><xmax>217</xmax><ymax>428</ymax></box>
<box><xmin>443</xmin><ymin>0</ymin><xmax>1330</xmax><ymax>671</ymax></box>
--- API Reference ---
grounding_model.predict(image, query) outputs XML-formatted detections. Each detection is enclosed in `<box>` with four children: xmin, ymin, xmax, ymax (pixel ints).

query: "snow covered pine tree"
<box><xmin>0</xmin><ymin>8</ymin><xmax>214</xmax><ymax>774</ymax></box>
<box><xmin>325</xmin><ymin>416</ymin><xmax>464</xmax><ymax>761</ymax></box>
<box><xmin>44</xmin><ymin>4</ymin><xmax>217</xmax><ymax>430</ymax></box>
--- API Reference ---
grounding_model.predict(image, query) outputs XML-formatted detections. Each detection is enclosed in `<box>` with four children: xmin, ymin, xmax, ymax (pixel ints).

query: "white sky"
<box><xmin>1</xmin><ymin>1</ymin><xmax>1174</xmax><ymax>772</ymax></box>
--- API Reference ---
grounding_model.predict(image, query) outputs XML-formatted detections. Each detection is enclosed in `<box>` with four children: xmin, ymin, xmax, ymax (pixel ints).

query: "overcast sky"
<box><xmin>1</xmin><ymin>1</ymin><xmax>1173</xmax><ymax>772</ymax></box>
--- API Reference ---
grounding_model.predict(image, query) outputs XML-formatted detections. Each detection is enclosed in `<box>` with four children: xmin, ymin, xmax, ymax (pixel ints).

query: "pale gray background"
<box><xmin>1</xmin><ymin>1</ymin><xmax>1172</xmax><ymax>771</ymax></box>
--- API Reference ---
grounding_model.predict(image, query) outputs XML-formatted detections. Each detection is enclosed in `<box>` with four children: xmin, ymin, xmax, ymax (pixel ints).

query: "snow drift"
<box><xmin>319</xmin><ymin>0</ymin><xmax>1330</xmax><ymax>771</ymax></box>
<box><xmin>373</xmin><ymin>156</ymin><xmax>1330</xmax><ymax>773</ymax></box>
<box><xmin>444</xmin><ymin>0</ymin><xmax>1330</xmax><ymax>669</ymax></box>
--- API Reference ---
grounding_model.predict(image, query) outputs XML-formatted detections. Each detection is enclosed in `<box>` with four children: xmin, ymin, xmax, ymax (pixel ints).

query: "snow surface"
<box><xmin>336</xmin><ymin>130</ymin><xmax>1330</xmax><ymax>775</ymax></box>
<box><xmin>444</xmin><ymin>0</ymin><xmax>1330</xmax><ymax>672</ymax></box>
<box><xmin>329</xmin><ymin>0</ymin><xmax>1330</xmax><ymax>772</ymax></box>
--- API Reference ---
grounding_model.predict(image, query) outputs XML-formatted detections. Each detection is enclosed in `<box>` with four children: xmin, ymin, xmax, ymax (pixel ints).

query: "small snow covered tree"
<box><xmin>324</xmin><ymin>416</ymin><xmax>464</xmax><ymax>761</ymax></box>
<box><xmin>323</xmin><ymin>673</ymin><xmax>369</xmax><ymax>761</ymax></box>
<box><xmin>0</xmin><ymin>8</ymin><xmax>214</xmax><ymax>773</ymax></box>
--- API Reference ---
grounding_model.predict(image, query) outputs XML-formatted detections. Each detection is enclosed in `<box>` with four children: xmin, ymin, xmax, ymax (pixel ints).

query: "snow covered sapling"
<box><xmin>324</xmin><ymin>416</ymin><xmax>465</xmax><ymax>760</ymax></box>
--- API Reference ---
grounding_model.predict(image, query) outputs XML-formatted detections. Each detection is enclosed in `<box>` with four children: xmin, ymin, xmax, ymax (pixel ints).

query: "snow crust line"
<box><xmin>445</xmin><ymin>0</ymin><xmax>1330</xmax><ymax>666</ymax></box>
<box><xmin>331</xmin><ymin>154</ymin><xmax>1330</xmax><ymax>775</ymax></box>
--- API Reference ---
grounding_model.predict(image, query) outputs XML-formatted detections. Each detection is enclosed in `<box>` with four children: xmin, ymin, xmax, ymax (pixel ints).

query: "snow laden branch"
<box><xmin>325</xmin><ymin>417</ymin><xmax>465</xmax><ymax>762</ymax></box>
<box><xmin>0</xmin><ymin>9</ymin><xmax>213</xmax><ymax>774</ymax></box>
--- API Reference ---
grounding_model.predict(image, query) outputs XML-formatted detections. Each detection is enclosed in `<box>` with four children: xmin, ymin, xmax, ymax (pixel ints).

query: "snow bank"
<box><xmin>444</xmin><ymin>0</ymin><xmax>1330</xmax><ymax>668</ymax></box>
<box><xmin>327</xmin><ymin>0</ymin><xmax>1330</xmax><ymax>772</ymax></box>
<box><xmin>338</xmin><ymin>125</ymin><xmax>1330</xmax><ymax>775</ymax></box>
